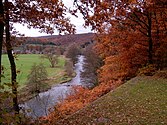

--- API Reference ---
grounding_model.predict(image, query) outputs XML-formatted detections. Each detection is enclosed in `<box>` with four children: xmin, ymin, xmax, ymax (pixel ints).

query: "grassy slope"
<box><xmin>57</xmin><ymin>76</ymin><xmax>167</xmax><ymax>125</ymax></box>
<box><xmin>2</xmin><ymin>54</ymin><xmax>66</xmax><ymax>88</ymax></box>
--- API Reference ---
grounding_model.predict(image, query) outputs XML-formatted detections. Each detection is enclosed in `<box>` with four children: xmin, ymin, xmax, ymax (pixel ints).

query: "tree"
<box><xmin>43</xmin><ymin>54</ymin><xmax>59</xmax><ymax>68</ymax></box>
<box><xmin>42</xmin><ymin>47</ymin><xmax>61</xmax><ymax>68</ymax></box>
<box><xmin>81</xmin><ymin>45</ymin><xmax>103</xmax><ymax>88</ymax></box>
<box><xmin>65</xmin><ymin>44</ymin><xmax>81</xmax><ymax>64</ymax></box>
<box><xmin>64</xmin><ymin>59</ymin><xmax>74</xmax><ymax>77</ymax></box>
<box><xmin>125</xmin><ymin>1</ymin><xmax>167</xmax><ymax>65</ymax></box>
<box><xmin>4</xmin><ymin>0</ymin><xmax>20</xmax><ymax>114</ymax></box>
<box><xmin>74</xmin><ymin>0</ymin><xmax>166</xmax><ymax>63</ymax></box>
<box><xmin>0</xmin><ymin>0</ymin><xmax>4</xmax><ymax>81</ymax></box>
<box><xmin>1</xmin><ymin>0</ymin><xmax>76</xmax><ymax>78</ymax></box>
<box><xmin>27</xmin><ymin>63</ymin><xmax>48</xmax><ymax>94</ymax></box>
<box><xmin>73</xmin><ymin>0</ymin><xmax>167</xmax><ymax>84</ymax></box>
<box><xmin>0</xmin><ymin>0</ymin><xmax>75</xmax><ymax>116</ymax></box>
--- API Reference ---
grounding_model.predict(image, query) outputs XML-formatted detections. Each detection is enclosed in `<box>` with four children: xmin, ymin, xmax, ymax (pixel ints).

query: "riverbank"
<box><xmin>51</xmin><ymin>70</ymin><xmax>167</xmax><ymax>125</ymax></box>
<box><xmin>2</xmin><ymin>54</ymin><xmax>76</xmax><ymax>103</ymax></box>
<box><xmin>2</xmin><ymin>54</ymin><xmax>73</xmax><ymax>103</ymax></box>
<box><xmin>18</xmin><ymin>71</ymin><xmax>75</xmax><ymax>103</ymax></box>
<box><xmin>19</xmin><ymin>55</ymin><xmax>85</xmax><ymax>118</ymax></box>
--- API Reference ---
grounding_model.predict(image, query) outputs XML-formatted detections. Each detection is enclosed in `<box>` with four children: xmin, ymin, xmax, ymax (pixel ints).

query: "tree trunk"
<box><xmin>148</xmin><ymin>13</ymin><xmax>153</xmax><ymax>64</ymax></box>
<box><xmin>5</xmin><ymin>0</ymin><xmax>19</xmax><ymax>114</ymax></box>
<box><xmin>0</xmin><ymin>0</ymin><xmax>4</xmax><ymax>83</ymax></box>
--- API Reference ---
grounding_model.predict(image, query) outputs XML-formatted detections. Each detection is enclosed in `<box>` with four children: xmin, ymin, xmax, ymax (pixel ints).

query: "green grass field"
<box><xmin>2</xmin><ymin>54</ymin><xmax>66</xmax><ymax>88</ymax></box>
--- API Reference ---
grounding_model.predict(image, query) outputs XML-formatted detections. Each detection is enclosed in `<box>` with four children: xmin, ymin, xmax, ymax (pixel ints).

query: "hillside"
<box><xmin>30</xmin><ymin>33</ymin><xmax>95</xmax><ymax>46</ymax></box>
<box><xmin>55</xmin><ymin>73</ymin><xmax>167</xmax><ymax>125</ymax></box>
<box><xmin>11</xmin><ymin>33</ymin><xmax>95</xmax><ymax>54</ymax></box>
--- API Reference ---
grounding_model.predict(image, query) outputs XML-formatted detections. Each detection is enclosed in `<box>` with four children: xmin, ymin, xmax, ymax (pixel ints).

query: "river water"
<box><xmin>21</xmin><ymin>55</ymin><xmax>85</xmax><ymax>118</ymax></box>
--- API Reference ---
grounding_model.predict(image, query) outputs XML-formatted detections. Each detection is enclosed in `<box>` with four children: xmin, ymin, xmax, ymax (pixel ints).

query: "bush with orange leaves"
<box><xmin>40</xmin><ymin>80</ymin><xmax>122</xmax><ymax>124</ymax></box>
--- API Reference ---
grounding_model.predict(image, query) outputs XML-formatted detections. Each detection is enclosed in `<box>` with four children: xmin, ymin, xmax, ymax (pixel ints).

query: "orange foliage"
<box><xmin>95</xmin><ymin>23</ymin><xmax>148</xmax><ymax>83</ymax></box>
<box><xmin>93</xmin><ymin>0</ymin><xmax>167</xmax><ymax>83</ymax></box>
<box><xmin>40</xmin><ymin>80</ymin><xmax>122</xmax><ymax>124</ymax></box>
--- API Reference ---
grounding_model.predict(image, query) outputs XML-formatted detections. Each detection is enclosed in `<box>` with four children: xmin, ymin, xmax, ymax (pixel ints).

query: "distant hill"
<box><xmin>10</xmin><ymin>33</ymin><xmax>96</xmax><ymax>54</ymax></box>
<box><xmin>31</xmin><ymin>33</ymin><xmax>96</xmax><ymax>46</ymax></box>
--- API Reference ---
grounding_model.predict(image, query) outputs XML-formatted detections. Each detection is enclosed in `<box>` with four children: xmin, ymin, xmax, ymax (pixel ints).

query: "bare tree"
<box><xmin>0</xmin><ymin>0</ymin><xmax>75</xmax><ymax>117</ymax></box>
<box><xmin>43</xmin><ymin>54</ymin><xmax>59</xmax><ymax>68</ymax></box>
<box><xmin>42</xmin><ymin>47</ymin><xmax>61</xmax><ymax>68</ymax></box>
<box><xmin>64</xmin><ymin>59</ymin><xmax>74</xmax><ymax>77</ymax></box>
<box><xmin>65</xmin><ymin>44</ymin><xmax>81</xmax><ymax>64</ymax></box>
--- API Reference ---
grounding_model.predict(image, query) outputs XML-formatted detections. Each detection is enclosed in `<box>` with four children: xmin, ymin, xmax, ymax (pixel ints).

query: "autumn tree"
<box><xmin>74</xmin><ymin>0</ymin><xmax>166</xmax><ymax>64</ymax></box>
<box><xmin>0</xmin><ymin>0</ymin><xmax>75</xmax><ymax>117</ymax></box>
<box><xmin>73</xmin><ymin>0</ymin><xmax>167</xmax><ymax>83</ymax></box>
<box><xmin>125</xmin><ymin>0</ymin><xmax>167</xmax><ymax>65</ymax></box>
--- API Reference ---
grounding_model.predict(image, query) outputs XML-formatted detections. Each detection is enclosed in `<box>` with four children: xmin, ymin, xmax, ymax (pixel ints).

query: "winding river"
<box><xmin>21</xmin><ymin>55</ymin><xmax>85</xmax><ymax>118</ymax></box>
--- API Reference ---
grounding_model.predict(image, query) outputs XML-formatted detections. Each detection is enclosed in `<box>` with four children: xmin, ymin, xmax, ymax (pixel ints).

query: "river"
<box><xmin>21</xmin><ymin>55</ymin><xmax>85</xmax><ymax>118</ymax></box>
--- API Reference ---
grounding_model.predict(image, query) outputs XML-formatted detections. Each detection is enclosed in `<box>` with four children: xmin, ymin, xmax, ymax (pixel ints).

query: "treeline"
<box><xmin>10</xmin><ymin>35</ymin><xmax>95</xmax><ymax>54</ymax></box>
<box><xmin>26</xmin><ymin>40</ymin><xmax>56</xmax><ymax>46</ymax></box>
<box><xmin>94</xmin><ymin>1</ymin><xmax>167</xmax><ymax>84</ymax></box>
<box><xmin>81</xmin><ymin>45</ymin><xmax>103</xmax><ymax>88</ymax></box>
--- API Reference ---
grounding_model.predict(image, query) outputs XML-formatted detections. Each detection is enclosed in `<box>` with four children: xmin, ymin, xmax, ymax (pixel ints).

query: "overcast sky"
<box><xmin>14</xmin><ymin>0</ymin><xmax>92</xmax><ymax>37</ymax></box>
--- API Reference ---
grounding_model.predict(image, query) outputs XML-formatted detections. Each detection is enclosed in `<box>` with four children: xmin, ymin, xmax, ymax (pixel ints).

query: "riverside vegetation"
<box><xmin>2</xmin><ymin>54</ymin><xmax>74</xmax><ymax>103</ymax></box>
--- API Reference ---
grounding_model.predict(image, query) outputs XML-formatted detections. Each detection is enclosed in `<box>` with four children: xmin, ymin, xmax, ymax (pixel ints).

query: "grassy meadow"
<box><xmin>2</xmin><ymin>54</ymin><xmax>66</xmax><ymax>89</ymax></box>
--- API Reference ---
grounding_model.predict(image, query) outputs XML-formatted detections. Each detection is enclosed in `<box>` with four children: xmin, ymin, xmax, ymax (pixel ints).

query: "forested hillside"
<box><xmin>37</xmin><ymin>33</ymin><xmax>95</xmax><ymax>46</ymax></box>
<box><xmin>10</xmin><ymin>33</ymin><xmax>95</xmax><ymax>54</ymax></box>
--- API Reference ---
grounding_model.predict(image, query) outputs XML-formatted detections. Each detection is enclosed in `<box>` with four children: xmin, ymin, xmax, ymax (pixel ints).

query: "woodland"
<box><xmin>0</xmin><ymin>0</ymin><xmax>167</xmax><ymax>124</ymax></box>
